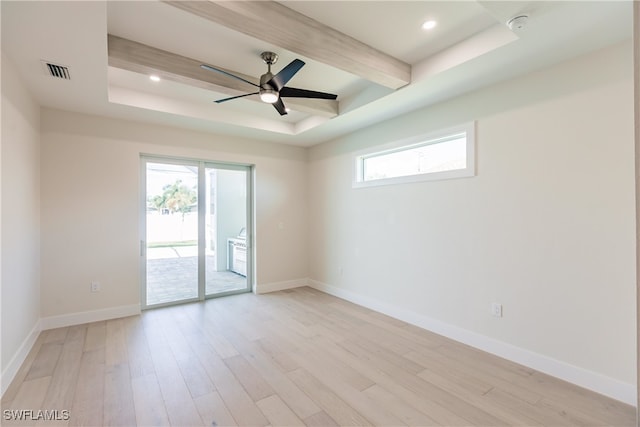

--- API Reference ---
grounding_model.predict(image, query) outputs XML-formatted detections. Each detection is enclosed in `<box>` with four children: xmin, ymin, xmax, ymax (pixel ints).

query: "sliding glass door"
<box><xmin>141</xmin><ymin>157</ymin><xmax>252</xmax><ymax>308</ymax></box>
<box><xmin>144</xmin><ymin>160</ymin><xmax>199</xmax><ymax>306</ymax></box>
<box><xmin>204</xmin><ymin>166</ymin><xmax>249</xmax><ymax>297</ymax></box>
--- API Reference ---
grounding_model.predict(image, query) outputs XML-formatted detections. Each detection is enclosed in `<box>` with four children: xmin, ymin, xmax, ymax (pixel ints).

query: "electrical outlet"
<box><xmin>91</xmin><ymin>281</ymin><xmax>101</xmax><ymax>292</ymax></box>
<box><xmin>491</xmin><ymin>302</ymin><xmax>503</xmax><ymax>318</ymax></box>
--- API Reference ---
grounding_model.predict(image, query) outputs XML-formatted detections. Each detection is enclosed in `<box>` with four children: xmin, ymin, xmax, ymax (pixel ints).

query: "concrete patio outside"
<box><xmin>146</xmin><ymin>245</ymin><xmax>247</xmax><ymax>306</ymax></box>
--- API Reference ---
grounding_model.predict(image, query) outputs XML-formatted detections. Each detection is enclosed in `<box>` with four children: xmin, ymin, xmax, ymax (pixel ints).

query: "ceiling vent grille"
<box><xmin>41</xmin><ymin>61</ymin><xmax>71</xmax><ymax>80</ymax></box>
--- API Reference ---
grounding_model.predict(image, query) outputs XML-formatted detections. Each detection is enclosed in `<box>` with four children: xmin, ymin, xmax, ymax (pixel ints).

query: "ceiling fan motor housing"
<box><xmin>259</xmin><ymin>72</ymin><xmax>278</xmax><ymax>103</ymax></box>
<box><xmin>260</xmin><ymin>72</ymin><xmax>274</xmax><ymax>87</ymax></box>
<box><xmin>258</xmin><ymin>71</ymin><xmax>278</xmax><ymax>103</ymax></box>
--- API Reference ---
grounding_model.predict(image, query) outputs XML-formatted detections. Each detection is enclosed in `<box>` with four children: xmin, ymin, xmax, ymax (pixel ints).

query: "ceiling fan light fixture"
<box><xmin>259</xmin><ymin>88</ymin><xmax>279</xmax><ymax>104</ymax></box>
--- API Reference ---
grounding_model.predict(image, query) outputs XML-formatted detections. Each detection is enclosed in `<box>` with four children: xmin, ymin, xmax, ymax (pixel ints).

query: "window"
<box><xmin>353</xmin><ymin>122</ymin><xmax>475</xmax><ymax>188</ymax></box>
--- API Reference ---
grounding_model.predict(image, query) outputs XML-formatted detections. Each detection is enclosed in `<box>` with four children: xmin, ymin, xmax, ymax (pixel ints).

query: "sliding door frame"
<box><xmin>140</xmin><ymin>154</ymin><xmax>254</xmax><ymax>310</ymax></box>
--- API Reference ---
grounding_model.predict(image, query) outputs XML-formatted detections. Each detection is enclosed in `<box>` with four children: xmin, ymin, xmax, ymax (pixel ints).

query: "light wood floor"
<box><xmin>1</xmin><ymin>287</ymin><xmax>636</xmax><ymax>426</ymax></box>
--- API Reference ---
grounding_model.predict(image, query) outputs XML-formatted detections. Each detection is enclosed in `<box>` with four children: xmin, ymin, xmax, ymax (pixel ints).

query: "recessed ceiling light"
<box><xmin>285</xmin><ymin>107</ymin><xmax>291</xmax><ymax>113</ymax></box>
<box><xmin>149</xmin><ymin>75</ymin><xmax>161</xmax><ymax>82</ymax></box>
<box><xmin>422</xmin><ymin>20</ymin><xmax>437</xmax><ymax>30</ymax></box>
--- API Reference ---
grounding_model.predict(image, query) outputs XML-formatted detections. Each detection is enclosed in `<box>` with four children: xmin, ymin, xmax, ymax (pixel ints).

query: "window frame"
<box><xmin>352</xmin><ymin>122</ymin><xmax>476</xmax><ymax>188</ymax></box>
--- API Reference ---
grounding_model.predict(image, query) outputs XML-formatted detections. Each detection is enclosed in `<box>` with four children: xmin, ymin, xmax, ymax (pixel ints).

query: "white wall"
<box><xmin>1</xmin><ymin>53</ymin><xmax>41</xmax><ymax>388</ymax></box>
<box><xmin>308</xmin><ymin>42</ymin><xmax>636</xmax><ymax>403</ymax></box>
<box><xmin>40</xmin><ymin>109</ymin><xmax>308</xmax><ymax>320</ymax></box>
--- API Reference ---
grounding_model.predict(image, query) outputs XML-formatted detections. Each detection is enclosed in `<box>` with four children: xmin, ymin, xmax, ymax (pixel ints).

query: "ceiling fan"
<box><xmin>200</xmin><ymin>51</ymin><xmax>338</xmax><ymax>116</ymax></box>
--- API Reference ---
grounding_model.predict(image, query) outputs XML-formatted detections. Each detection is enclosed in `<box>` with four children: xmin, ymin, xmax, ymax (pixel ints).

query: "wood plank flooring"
<box><xmin>1</xmin><ymin>287</ymin><xmax>636</xmax><ymax>426</ymax></box>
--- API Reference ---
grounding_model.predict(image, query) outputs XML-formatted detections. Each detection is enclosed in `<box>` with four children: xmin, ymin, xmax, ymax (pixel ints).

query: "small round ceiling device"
<box><xmin>507</xmin><ymin>14</ymin><xmax>529</xmax><ymax>31</ymax></box>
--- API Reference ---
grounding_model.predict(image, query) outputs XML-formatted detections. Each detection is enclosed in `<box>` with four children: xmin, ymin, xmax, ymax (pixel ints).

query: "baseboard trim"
<box><xmin>308</xmin><ymin>279</ymin><xmax>637</xmax><ymax>406</ymax></box>
<box><xmin>255</xmin><ymin>278</ymin><xmax>308</xmax><ymax>294</ymax></box>
<box><xmin>1</xmin><ymin>320</ymin><xmax>41</xmax><ymax>397</ymax></box>
<box><xmin>40</xmin><ymin>304</ymin><xmax>141</xmax><ymax>330</ymax></box>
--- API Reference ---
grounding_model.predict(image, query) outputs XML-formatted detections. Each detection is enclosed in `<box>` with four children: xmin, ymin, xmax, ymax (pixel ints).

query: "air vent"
<box><xmin>41</xmin><ymin>60</ymin><xmax>71</xmax><ymax>80</ymax></box>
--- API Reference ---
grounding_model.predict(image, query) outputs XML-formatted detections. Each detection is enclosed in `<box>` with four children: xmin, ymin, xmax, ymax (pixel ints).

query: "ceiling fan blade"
<box><xmin>201</xmin><ymin>64</ymin><xmax>260</xmax><ymax>88</ymax></box>
<box><xmin>214</xmin><ymin>92</ymin><xmax>259</xmax><ymax>103</ymax></box>
<box><xmin>279</xmin><ymin>87</ymin><xmax>338</xmax><ymax>100</ymax></box>
<box><xmin>267</xmin><ymin>59</ymin><xmax>305</xmax><ymax>91</ymax></box>
<box><xmin>272</xmin><ymin>98</ymin><xmax>288</xmax><ymax>116</ymax></box>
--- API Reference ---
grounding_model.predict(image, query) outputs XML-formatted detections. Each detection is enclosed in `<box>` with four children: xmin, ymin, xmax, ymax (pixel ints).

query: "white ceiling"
<box><xmin>1</xmin><ymin>1</ymin><xmax>633</xmax><ymax>147</ymax></box>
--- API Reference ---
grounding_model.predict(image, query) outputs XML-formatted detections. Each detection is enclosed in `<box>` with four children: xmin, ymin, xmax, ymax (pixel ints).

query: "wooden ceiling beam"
<box><xmin>107</xmin><ymin>35</ymin><xmax>338</xmax><ymax>117</ymax></box>
<box><xmin>163</xmin><ymin>0</ymin><xmax>411</xmax><ymax>90</ymax></box>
